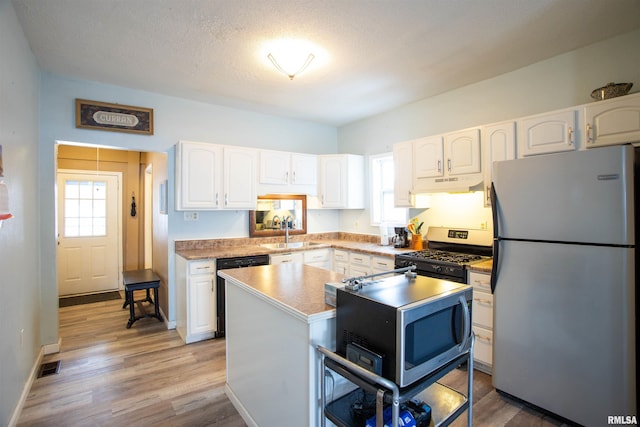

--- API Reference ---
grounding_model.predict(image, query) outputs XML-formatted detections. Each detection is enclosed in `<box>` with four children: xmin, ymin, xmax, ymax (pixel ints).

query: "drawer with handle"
<box><xmin>349</xmin><ymin>252</ymin><xmax>371</xmax><ymax>267</ymax></box>
<box><xmin>472</xmin><ymin>290</ymin><xmax>493</xmax><ymax>328</ymax></box>
<box><xmin>189</xmin><ymin>260</ymin><xmax>216</xmax><ymax>275</ymax></box>
<box><xmin>303</xmin><ymin>249</ymin><xmax>331</xmax><ymax>263</ymax></box>
<box><xmin>472</xmin><ymin>325</ymin><xmax>493</xmax><ymax>368</ymax></box>
<box><xmin>469</xmin><ymin>271</ymin><xmax>491</xmax><ymax>292</ymax></box>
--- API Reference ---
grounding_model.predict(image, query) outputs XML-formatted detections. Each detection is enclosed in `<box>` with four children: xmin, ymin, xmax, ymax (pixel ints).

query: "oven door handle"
<box><xmin>458</xmin><ymin>295</ymin><xmax>471</xmax><ymax>351</ymax></box>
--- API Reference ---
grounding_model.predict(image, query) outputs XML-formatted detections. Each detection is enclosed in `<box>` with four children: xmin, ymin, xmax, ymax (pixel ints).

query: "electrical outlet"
<box><xmin>480</xmin><ymin>221</ymin><xmax>488</xmax><ymax>230</ymax></box>
<box><xmin>184</xmin><ymin>212</ymin><xmax>199</xmax><ymax>221</ymax></box>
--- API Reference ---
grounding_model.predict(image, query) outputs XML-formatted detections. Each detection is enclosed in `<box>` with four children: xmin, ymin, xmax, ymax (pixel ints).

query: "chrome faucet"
<box><xmin>283</xmin><ymin>215</ymin><xmax>292</xmax><ymax>244</ymax></box>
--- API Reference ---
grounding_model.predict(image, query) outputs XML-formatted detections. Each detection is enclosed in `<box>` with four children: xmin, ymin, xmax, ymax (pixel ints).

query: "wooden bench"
<box><xmin>122</xmin><ymin>269</ymin><xmax>163</xmax><ymax>328</ymax></box>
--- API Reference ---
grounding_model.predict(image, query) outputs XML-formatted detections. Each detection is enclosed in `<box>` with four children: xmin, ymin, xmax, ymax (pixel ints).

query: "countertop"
<box><xmin>219</xmin><ymin>263</ymin><xmax>344</xmax><ymax>322</ymax></box>
<box><xmin>468</xmin><ymin>258</ymin><xmax>493</xmax><ymax>273</ymax></box>
<box><xmin>176</xmin><ymin>238</ymin><xmax>416</xmax><ymax>260</ymax></box>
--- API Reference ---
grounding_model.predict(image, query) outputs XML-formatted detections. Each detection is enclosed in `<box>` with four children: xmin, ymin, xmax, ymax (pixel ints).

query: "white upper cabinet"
<box><xmin>258</xmin><ymin>150</ymin><xmax>317</xmax><ymax>195</ymax></box>
<box><xmin>482</xmin><ymin>121</ymin><xmax>516</xmax><ymax>206</ymax></box>
<box><xmin>413</xmin><ymin>128</ymin><xmax>482</xmax><ymax>192</ymax></box>
<box><xmin>584</xmin><ymin>92</ymin><xmax>640</xmax><ymax>148</ymax></box>
<box><xmin>223</xmin><ymin>147</ymin><xmax>257</xmax><ymax>209</ymax></box>
<box><xmin>444</xmin><ymin>128</ymin><xmax>482</xmax><ymax>175</ymax></box>
<box><xmin>393</xmin><ymin>140</ymin><xmax>414</xmax><ymax>207</ymax></box>
<box><xmin>413</xmin><ymin>135</ymin><xmax>444</xmax><ymax>180</ymax></box>
<box><xmin>175</xmin><ymin>141</ymin><xmax>256</xmax><ymax>211</ymax></box>
<box><xmin>290</xmin><ymin>153</ymin><xmax>318</xmax><ymax>187</ymax></box>
<box><xmin>318</xmin><ymin>154</ymin><xmax>364</xmax><ymax>209</ymax></box>
<box><xmin>517</xmin><ymin>108</ymin><xmax>577</xmax><ymax>157</ymax></box>
<box><xmin>175</xmin><ymin>141</ymin><xmax>223</xmax><ymax>210</ymax></box>
<box><xmin>259</xmin><ymin>150</ymin><xmax>290</xmax><ymax>185</ymax></box>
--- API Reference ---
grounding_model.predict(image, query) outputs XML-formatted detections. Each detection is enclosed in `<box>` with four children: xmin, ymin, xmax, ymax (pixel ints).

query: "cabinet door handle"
<box><xmin>215</xmin><ymin>192</ymin><xmax>219</xmax><ymax>207</ymax></box>
<box><xmin>586</xmin><ymin>123</ymin><xmax>594</xmax><ymax>144</ymax></box>
<box><xmin>224</xmin><ymin>193</ymin><xmax>228</xmax><ymax>206</ymax></box>
<box><xmin>196</xmin><ymin>266</ymin><xmax>211</xmax><ymax>270</ymax></box>
<box><xmin>475</xmin><ymin>334</ymin><xmax>492</xmax><ymax>343</ymax></box>
<box><xmin>211</xmin><ymin>280</ymin><xmax>214</xmax><ymax>293</ymax></box>
<box><xmin>292</xmin><ymin>171</ymin><xmax>296</xmax><ymax>183</ymax></box>
<box><xmin>568</xmin><ymin>127</ymin><xmax>574</xmax><ymax>144</ymax></box>
<box><xmin>473</xmin><ymin>279</ymin><xmax>490</xmax><ymax>288</ymax></box>
<box><xmin>473</xmin><ymin>297</ymin><xmax>493</xmax><ymax>305</ymax></box>
<box><xmin>285</xmin><ymin>171</ymin><xmax>289</xmax><ymax>182</ymax></box>
<box><xmin>447</xmin><ymin>159</ymin><xmax>452</xmax><ymax>172</ymax></box>
<box><xmin>437</xmin><ymin>160</ymin><xmax>442</xmax><ymax>172</ymax></box>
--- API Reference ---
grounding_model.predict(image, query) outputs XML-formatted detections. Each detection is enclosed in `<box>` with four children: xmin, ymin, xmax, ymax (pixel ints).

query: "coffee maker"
<box><xmin>392</xmin><ymin>227</ymin><xmax>409</xmax><ymax>248</ymax></box>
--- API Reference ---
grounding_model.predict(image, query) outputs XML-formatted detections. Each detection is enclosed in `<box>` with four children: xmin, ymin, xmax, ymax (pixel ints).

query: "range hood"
<box><xmin>414</xmin><ymin>172</ymin><xmax>484</xmax><ymax>193</ymax></box>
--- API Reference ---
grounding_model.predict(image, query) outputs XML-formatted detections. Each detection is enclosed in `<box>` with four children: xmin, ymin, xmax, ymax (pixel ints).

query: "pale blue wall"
<box><xmin>37</xmin><ymin>73</ymin><xmax>339</xmax><ymax>343</ymax></box>
<box><xmin>338</xmin><ymin>29</ymin><xmax>640</xmax><ymax>236</ymax></box>
<box><xmin>0</xmin><ymin>1</ymin><xmax>41</xmax><ymax>425</ymax></box>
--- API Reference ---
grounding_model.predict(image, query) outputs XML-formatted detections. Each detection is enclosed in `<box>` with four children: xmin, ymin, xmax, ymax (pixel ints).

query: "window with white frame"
<box><xmin>370</xmin><ymin>153</ymin><xmax>407</xmax><ymax>225</ymax></box>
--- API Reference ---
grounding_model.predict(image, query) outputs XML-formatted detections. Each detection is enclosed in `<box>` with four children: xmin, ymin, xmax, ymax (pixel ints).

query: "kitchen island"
<box><xmin>218</xmin><ymin>263</ymin><xmax>345</xmax><ymax>427</ymax></box>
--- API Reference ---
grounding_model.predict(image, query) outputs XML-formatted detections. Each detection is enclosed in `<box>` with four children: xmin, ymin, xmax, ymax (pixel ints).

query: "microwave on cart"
<box><xmin>335</xmin><ymin>274</ymin><xmax>472</xmax><ymax>388</ymax></box>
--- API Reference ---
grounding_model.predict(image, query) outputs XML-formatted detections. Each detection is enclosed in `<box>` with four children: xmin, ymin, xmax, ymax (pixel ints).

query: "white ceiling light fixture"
<box><xmin>267</xmin><ymin>52</ymin><xmax>315</xmax><ymax>80</ymax></box>
<box><xmin>262</xmin><ymin>38</ymin><xmax>325</xmax><ymax>80</ymax></box>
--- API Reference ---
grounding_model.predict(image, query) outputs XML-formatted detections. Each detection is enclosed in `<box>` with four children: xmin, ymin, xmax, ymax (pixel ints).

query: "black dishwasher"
<box><xmin>215</xmin><ymin>254</ymin><xmax>270</xmax><ymax>337</ymax></box>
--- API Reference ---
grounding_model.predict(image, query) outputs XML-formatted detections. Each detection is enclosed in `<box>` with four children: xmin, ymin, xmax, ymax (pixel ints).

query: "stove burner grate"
<box><xmin>401</xmin><ymin>249</ymin><xmax>483</xmax><ymax>264</ymax></box>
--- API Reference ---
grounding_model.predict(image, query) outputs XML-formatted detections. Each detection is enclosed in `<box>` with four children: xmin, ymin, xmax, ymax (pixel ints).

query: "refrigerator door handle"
<box><xmin>490</xmin><ymin>182</ymin><xmax>498</xmax><ymax>240</ymax></box>
<box><xmin>490</xmin><ymin>239</ymin><xmax>499</xmax><ymax>293</ymax></box>
<box><xmin>490</xmin><ymin>182</ymin><xmax>499</xmax><ymax>293</ymax></box>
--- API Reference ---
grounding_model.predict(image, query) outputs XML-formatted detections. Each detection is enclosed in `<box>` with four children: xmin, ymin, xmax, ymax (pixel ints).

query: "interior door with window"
<box><xmin>57</xmin><ymin>172</ymin><xmax>120</xmax><ymax>296</ymax></box>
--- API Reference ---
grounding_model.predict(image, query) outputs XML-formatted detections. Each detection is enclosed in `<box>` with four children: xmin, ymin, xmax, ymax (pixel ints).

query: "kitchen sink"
<box><xmin>259</xmin><ymin>242</ymin><xmax>323</xmax><ymax>250</ymax></box>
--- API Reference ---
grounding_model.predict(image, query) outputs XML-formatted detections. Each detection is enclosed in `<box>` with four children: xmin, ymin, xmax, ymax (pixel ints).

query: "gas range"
<box><xmin>394</xmin><ymin>227</ymin><xmax>492</xmax><ymax>283</ymax></box>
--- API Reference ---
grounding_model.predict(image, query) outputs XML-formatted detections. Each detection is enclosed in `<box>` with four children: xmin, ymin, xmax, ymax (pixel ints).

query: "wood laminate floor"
<box><xmin>18</xmin><ymin>293</ymin><xmax>567</xmax><ymax>426</ymax></box>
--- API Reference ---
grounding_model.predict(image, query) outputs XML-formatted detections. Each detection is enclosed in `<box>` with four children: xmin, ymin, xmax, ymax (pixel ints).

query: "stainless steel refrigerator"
<box><xmin>490</xmin><ymin>145</ymin><xmax>637</xmax><ymax>426</ymax></box>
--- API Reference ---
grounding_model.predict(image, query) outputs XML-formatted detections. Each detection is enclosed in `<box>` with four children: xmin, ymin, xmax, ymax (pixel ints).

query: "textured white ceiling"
<box><xmin>11</xmin><ymin>0</ymin><xmax>640</xmax><ymax>126</ymax></box>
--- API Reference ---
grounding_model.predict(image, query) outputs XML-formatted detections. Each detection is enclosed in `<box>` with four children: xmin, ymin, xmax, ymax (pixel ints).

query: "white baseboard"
<box><xmin>43</xmin><ymin>338</ymin><xmax>62</xmax><ymax>355</ymax></box>
<box><xmin>160</xmin><ymin>307</ymin><xmax>176</xmax><ymax>329</ymax></box>
<box><xmin>225</xmin><ymin>383</ymin><xmax>258</xmax><ymax>427</ymax></box>
<box><xmin>8</xmin><ymin>346</ymin><xmax>44</xmax><ymax>427</ymax></box>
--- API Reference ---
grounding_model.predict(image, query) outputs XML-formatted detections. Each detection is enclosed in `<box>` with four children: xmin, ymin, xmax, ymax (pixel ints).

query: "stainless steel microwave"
<box><xmin>336</xmin><ymin>274</ymin><xmax>472</xmax><ymax>388</ymax></box>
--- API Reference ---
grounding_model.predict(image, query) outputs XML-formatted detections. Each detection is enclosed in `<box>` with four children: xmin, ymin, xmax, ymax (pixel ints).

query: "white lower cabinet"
<box><xmin>333</xmin><ymin>249</ymin><xmax>350</xmax><ymax>275</ymax></box>
<box><xmin>270</xmin><ymin>249</ymin><xmax>332</xmax><ymax>270</ymax></box>
<box><xmin>348</xmin><ymin>252</ymin><xmax>371</xmax><ymax>277</ymax></box>
<box><xmin>371</xmin><ymin>256</ymin><xmax>395</xmax><ymax>277</ymax></box>
<box><xmin>176</xmin><ymin>256</ymin><xmax>217</xmax><ymax>344</ymax></box>
<box><xmin>332</xmin><ymin>250</ymin><xmax>372</xmax><ymax>277</ymax></box>
<box><xmin>469</xmin><ymin>270</ymin><xmax>493</xmax><ymax>373</ymax></box>
<box><xmin>270</xmin><ymin>252</ymin><xmax>304</xmax><ymax>264</ymax></box>
<box><xmin>303</xmin><ymin>249</ymin><xmax>332</xmax><ymax>270</ymax></box>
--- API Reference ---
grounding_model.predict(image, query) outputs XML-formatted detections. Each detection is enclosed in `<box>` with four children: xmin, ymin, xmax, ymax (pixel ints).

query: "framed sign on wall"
<box><xmin>75</xmin><ymin>99</ymin><xmax>154</xmax><ymax>135</ymax></box>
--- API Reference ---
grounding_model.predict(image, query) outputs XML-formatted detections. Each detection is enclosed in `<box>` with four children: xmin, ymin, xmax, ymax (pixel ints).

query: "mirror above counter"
<box><xmin>249</xmin><ymin>194</ymin><xmax>307</xmax><ymax>238</ymax></box>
